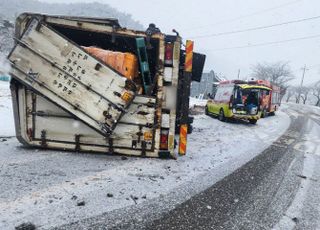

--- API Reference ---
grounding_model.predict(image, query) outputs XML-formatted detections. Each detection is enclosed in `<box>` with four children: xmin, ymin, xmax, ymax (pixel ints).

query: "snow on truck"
<box><xmin>8</xmin><ymin>13</ymin><xmax>206</xmax><ymax>158</ymax></box>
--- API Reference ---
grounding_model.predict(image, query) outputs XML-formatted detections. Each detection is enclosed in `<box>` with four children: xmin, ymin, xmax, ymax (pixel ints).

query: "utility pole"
<box><xmin>297</xmin><ymin>64</ymin><xmax>308</xmax><ymax>104</ymax></box>
<box><xmin>237</xmin><ymin>69</ymin><xmax>241</xmax><ymax>79</ymax></box>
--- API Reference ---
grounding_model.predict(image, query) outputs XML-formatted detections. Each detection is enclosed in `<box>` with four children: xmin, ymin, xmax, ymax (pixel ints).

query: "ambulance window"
<box><xmin>214</xmin><ymin>87</ymin><xmax>223</xmax><ymax>100</ymax></box>
<box><xmin>215</xmin><ymin>86</ymin><xmax>233</xmax><ymax>101</ymax></box>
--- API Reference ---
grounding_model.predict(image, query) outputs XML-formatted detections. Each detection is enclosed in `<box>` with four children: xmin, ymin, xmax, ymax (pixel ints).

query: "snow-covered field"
<box><xmin>0</xmin><ymin>87</ymin><xmax>291</xmax><ymax>229</ymax></box>
<box><xmin>0</xmin><ymin>81</ymin><xmax>14</xmax><ymax>137</ymax></box>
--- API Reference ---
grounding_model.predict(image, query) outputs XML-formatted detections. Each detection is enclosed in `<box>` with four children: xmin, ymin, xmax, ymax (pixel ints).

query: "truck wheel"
<box><xmin>218</xmin><ymin>109</ymin><xmax>226</xmax><ymax>122</ymax></box>
<box><xmin>205</xmin><ymin>106</ymin><xmax>209</xmax><ymax>115</ymax></box>
<box><xmin>187</xmin><ymin>124</ymin><xmax>193</xmax><ymax>134</ymax></box>
<box><xmin>249</xmin><ymin>119</ymin><xmax>257</xmax><ymax>124</ymax></box>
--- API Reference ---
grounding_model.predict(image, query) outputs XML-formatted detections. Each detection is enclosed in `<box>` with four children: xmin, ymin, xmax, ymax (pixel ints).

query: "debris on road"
<box><xmin>15</xmin><ymin>222</ymin><xmax>36</xmax><ymax>230</ymax></box>
<box><xmin>130</xmin><ymin>195</ymin><xmax>139</xmax><ymax>204</ymax></box>
<box><xmin>76</xmin><ymin>201</ymin><xmax>86</xmax><ymax>207</ymax></box>
<box><xmin>297</xmin><ymin>174</ymin><xmax>307</xmax><ymax>179</ymax></box>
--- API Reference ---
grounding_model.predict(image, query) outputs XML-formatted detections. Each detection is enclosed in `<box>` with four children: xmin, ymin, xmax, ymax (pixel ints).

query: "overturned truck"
<box><xmin>8</xmin><ymin>13</ymin><xmax>205</xmax><ymax>158</ymax></box>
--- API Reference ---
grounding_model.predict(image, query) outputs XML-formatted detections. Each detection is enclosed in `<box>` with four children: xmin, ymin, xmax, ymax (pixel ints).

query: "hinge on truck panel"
<box><xmin>141</xmin><ymin>141</ymin><xmax>146</xmax><ymax>157</ymax></box>
<box><xmin>137</xmin><ymin>125</ymin><xmax>143</xmax><ymax>143</ymax></box>
<box><xmin>132</xmin><ymin>140</ymin><xmax>137</xmax><ymax>149</ymax></box>
<box><xmin>111</xmin><ymin>25</ymin><xmax>116</xmax><ymax>43</ymax></box>
<box><xmin>40</xmin><ymin>130</ymin><xmax>47</xmax><ymax>147</ymax></box>
<box><xmin>35</xmin><ymin>21</ymin><xmax>42</xmax><ymax>32</ymax></box>
<box><xmin>34</xmin><ymin>16</ymin><xmax>45</xmax><ymax>32</ymax></box>
<box><xmin>31</xmin><ymin>93</ymin><xmax>37</xmax><ymax>139</ymax></box>
<box><xmin>75</xmin><ymin>134</ymin><xmax>81</xmax><ymax>152</ymax></box>
<box><xmin>145</xmin><ymin>123</ymin><xmax>153</xmax><ymax>128</ymax></box>
<box><xmin>108</xmin><ymin>138</ymin><xmax>114</xmax><ymax>153</ymax></box>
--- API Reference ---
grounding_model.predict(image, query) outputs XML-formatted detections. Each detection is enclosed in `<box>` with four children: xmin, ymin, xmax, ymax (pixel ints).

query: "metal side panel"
<box><xmin>17</xmin><ymin>86</ymin><xmax>30</xmax><ymax>143</ymax></box>
<box><xmin>33</xmin><ymin>116</ymin><xmax>154</xmax><ymax>150</ymax></box>
<box><xmin>18</xmin><ymin>86</ymin><xmax>156</xmax><ymax>153</ymax></box>
<box><xmin>10</xmin><ymin>81</ymin><xmax>23</xmax><ymax>141</ymax></box>
<box><xmin>24</xmin><ymin>140</ymin><xmax>159</xmax><ymax>157</ymax></box>
<box><xmin>8</xmin><ymin>18</ymin><xmax>136</xmax><ymax>136</ymax></box>
<box><xmin>34</xmin><ymin>93</ymin><xmax>155</xmax><ymax>126</ymax></box>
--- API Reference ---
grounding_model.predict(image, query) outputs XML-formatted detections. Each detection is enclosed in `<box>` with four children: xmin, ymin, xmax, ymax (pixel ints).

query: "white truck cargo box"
<box><xmin>9</xmin><ymin>13</ymin><xmax>205</xmax><ymax>158</ymax></box>
<box><xmin>8</xmin><ymin>18</ymin><xmax>136</xmax><ymax>136</ymax></box>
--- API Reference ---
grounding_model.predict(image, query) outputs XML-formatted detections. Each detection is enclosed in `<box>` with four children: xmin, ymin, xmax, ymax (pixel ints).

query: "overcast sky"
<box><xmin>40</xmin><ymin>0</ymin><xmax>320</xmax><ymax>85</ymax></box>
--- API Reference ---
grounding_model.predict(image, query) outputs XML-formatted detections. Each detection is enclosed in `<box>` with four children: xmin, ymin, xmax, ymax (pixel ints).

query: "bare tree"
<box><xmin>300</xmin><ymin>86</ymin><xmax>310</xmax><ymax>104</ymax></box>
<box><xmin>292</xmin><ymin>86</ymin><xmax>301</xmax><ymax>103</ymax></box>
<box><xmin>285</xmin><ymin>86</ymin><xmax>295</xmax><ymax>102</ymax></box>
<box><xmin>251</xmin><ymin>61</ymin><xmax>295</xmax><ymax>101</ymax></box>
<box><xmin>312</xmin><ymin>81</ymin><xmax>320</xmax><ymax>107</ymax></box>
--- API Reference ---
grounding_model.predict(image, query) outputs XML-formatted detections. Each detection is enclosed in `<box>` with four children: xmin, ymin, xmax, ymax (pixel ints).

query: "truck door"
<box><xmin>8</xmin><ymin>18</ymin><xmax>136</xmax><ymax>136</ymax></box>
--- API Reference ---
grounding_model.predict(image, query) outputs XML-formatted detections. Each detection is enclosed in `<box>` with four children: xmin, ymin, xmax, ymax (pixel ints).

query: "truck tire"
<box><xmin>188</xmin><ymin>124</ymin><xmax>193</xmax><ymax>134</ymax></box>
<box><xmin>249</xmin><ymin>119</ymin><xmax>257</xmax><ymax>124</ymax></box>
<box><xmin>205</xmin><ymin>106</ymin><xmax>209</xmax><ymax>115</ymax></box>
<box><xmin>218</xmin><ymin>109</ymin><xmax>226</xmax><ymax>122</ymax></box>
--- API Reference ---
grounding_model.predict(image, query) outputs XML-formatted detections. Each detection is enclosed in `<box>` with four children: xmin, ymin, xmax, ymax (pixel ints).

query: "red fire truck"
<box><xmin>249</xmin><ymin>80</ymin><xmax>281</xmax><ymax>118</ymax></box>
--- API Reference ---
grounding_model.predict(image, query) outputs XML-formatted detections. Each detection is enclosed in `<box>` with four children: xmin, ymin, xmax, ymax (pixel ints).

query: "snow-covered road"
<box><xmin>0</xmin><ymin>82</ymin><xmax>291</xmax><ymax>229</ymax></box>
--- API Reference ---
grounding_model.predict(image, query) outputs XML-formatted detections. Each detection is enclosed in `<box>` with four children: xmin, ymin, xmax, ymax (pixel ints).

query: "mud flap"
<box><xmin>8</xmin><ymin>18</ymin><xmax>136</xmax><ymax>136</ymax></box>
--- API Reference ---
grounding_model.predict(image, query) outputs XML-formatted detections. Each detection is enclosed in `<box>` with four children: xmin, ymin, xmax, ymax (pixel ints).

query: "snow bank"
<box><xmin>189</xmin><ymin>97</ymin><xmax>207</xmax><ymax>108</ymax></box>
<box><xmin>0</xmin><ymin>93</ymin><xmax>291</xmax><ymax>229</ymax></box>
<box><xmin>0</xmin><ymin>55</ymin><xmax>11</xmax><ymax>76</ymax></box>
<box><xmin>0</xmin><ymin>81</ymin><xmax>14</xmax><ymax>137</ymax></box>
<box><xmin>291</xmin><ymin>102</ymin><xmax>320</xmax><ymax>114</ymax></box>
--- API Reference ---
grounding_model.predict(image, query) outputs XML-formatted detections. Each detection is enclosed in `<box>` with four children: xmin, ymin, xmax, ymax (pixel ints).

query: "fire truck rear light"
<box><xmin>164</xmin><ymin>43</ymin><xmax>173</xmax><ymax>66</ymax></box>
<box><xmin>160</xmin><ymin>129</ymin><xmax>169</xmax><ymax>150</ymax></box>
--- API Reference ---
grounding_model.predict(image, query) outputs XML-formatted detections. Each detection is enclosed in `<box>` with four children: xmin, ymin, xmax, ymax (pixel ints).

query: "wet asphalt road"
<box><xmin>145</xmin><ymin>113</ymin><xmax>306</xmax><ymax>230</ymax></box>
<box><xmin>58</xmin><ymin>107</ymin><xmax>320</xmax><ymax>230</ymax></box>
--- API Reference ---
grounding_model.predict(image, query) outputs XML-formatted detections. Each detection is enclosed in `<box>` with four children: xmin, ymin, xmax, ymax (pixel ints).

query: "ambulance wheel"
<box><xmin>249</xmin><ymin>119</ymin><xmax>257</xmax><ymax>124</ymax></box>
<box><xmin>261</xmin><ymin>108</ymin><xmax>266</xmax><ymax>118</ymax></box>
<box><xmin>218</xmin><ymin>109</ymin><xmax>226</xmax><ymax>122</ymax></box>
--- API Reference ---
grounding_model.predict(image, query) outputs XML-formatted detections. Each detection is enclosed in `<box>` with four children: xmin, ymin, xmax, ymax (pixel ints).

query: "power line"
<box><xmin>184</xmin><ymin>0</ymin><xmax>303</xmax><ymax>32</ymax></box>
<box><xmin>190</xmin><ymin>15</ymin><xmax>320</xmax><ymax>39</ymax></box>
<box><xmin>209</xmin><ymin>34</ymin><xmax>320</xmax><ymax>51</ymax></box>
<box><xmin>292</xmin><ymin>64</ymin><xmax>320</xmax><ymax>73</ymax></box>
